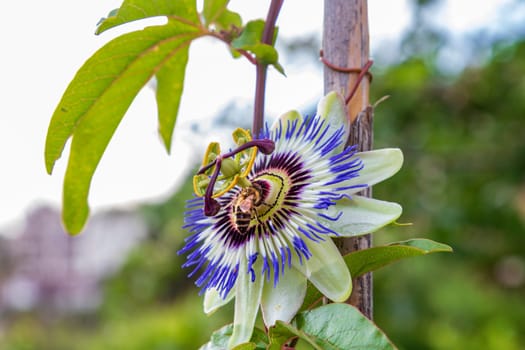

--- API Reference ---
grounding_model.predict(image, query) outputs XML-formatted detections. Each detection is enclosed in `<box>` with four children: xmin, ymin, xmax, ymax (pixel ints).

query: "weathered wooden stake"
<box><xmin>322</xmin><ymin>0</ymin><xmax>373</xmax><ymax>319</ymax></box>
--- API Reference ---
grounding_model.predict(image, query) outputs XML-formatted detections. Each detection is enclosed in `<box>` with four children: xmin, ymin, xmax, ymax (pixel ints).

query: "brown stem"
<box><xmin>253</xmin><ymin>64</ymin><xmax>267</xmax><ymax>137</ymax></box>
<box><xmin>252</xmin><ymin>0</ymin><xmax>284</xmax><ymax>136</ymax></box>
<box><xmin>345</xmin><ymin>60</ymin><xmax>373</xmax><ymax>105</ymax></box>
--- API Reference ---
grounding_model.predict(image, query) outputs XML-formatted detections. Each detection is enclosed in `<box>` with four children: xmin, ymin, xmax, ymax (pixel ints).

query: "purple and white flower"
<box><xmin>180</xmin><ymin>92</ymin><xmax>403</xmax><ymax>348</ymax></box>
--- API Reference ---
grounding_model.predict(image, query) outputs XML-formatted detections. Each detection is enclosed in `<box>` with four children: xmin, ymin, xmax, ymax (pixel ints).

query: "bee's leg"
<box><xmin>223</xmin><ymin>199</ymin><xmax>234</xmax><ymax>211</ymax></box>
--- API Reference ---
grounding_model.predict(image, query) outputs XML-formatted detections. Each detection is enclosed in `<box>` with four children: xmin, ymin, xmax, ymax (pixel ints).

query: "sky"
<box><xmin>0</xmin><ymin>0</ymin><xmax>518</xmax><ymax>231</ymax></box>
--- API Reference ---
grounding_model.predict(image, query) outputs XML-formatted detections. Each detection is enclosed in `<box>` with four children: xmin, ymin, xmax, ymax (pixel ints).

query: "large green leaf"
<box><xmin>345</xmin><ymin>238</ymin><xmax>453</xmax><ymax>277</ymax></box>
<box><xmin>96</xmin><ymin>0</ymin><xmax>199</xmax><ymax>34</ymax></box>
<box><xmin>301</xmin><ymin>239</ymin><xmax>452</xmax><ymax>311</ymax></box>
<box><xmin>45</xmin><ymin>22</ymin><xmax>201</xmax><ymax>234</ymax></box>
<box><xmin>155</xmin><ymin>38</ymin><xmax>190</xmax><ymax>151</ymax></box>
<box><xmin>96</xmin><ymin>1</ymin><xmax>201</xmax><ymax>152</ymax></box>
<box><xmin>293</xmin><ymin>303</ymin><xmax>396</xmax><ymax>349</ymax></box>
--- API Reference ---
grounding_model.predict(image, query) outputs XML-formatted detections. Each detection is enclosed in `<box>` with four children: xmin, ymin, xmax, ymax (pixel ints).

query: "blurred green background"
<box><xmin>1</xmin><ymin>0</ymin><xmax>524</xmax><ymax>349</ymax></box>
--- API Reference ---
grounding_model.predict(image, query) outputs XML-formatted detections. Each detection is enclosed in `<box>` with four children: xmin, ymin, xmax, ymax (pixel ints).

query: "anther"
<box><xmin>200</xmin><ymin>139</ymin><xmax>275</xmax><ymax>216</ymax></box>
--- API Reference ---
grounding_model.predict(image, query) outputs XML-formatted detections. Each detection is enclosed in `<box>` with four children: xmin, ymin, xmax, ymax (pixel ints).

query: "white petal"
<box><xmin>270</xmin><ymin>110</ymin><xmax>303</xmax><ymax>133</ymax></box>
<box><xmin>316</xmin><ymin>91</ymin><xmax>349</xmax><ymax>154</ymax></box>
<box><xmin>228</xmin><ymin>258</ymin><xmax>264</xmax><ymax>349</ymax></box>
<box><xmin>320</xmin><ymin>195</ymin><xmax>402</xmax><ymax>237</ymax></box>
<box><xmin>260</xmin><ymin>267</ymin><xmax>307</xmax><ymax>327</ymax></box>
<box><xmin>293</xmin><ymin>238</ymin><xmax>352</xmax><ymax>302</ymax></box>
<box><xmin>203</xmin><ymin>287</ymin><xmax>235</xmax><ymax>315</ymax></box>
<box><xmin>344</xmin><ymin>148</ymin><xmax>404</xmax><ymax>194</ymax></box>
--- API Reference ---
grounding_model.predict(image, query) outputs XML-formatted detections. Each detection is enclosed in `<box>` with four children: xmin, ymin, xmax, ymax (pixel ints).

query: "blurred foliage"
<box><xmin>0</xmin><ymin>294</ymin><xmax>232</xmax><ymax>350</ymax></box>
<box><xmin>0</xmin><ymin>175</ymin><xmax>233</xmax><ymax>350</ymax></box>
<box><xmin>101</xmin><ymin>174</ymin><xmax>196</xmax><ymax>316</ymax></box>
<box><xmin>371</xmin><ymin>40</ymin><xmax>525</xmax><ymax>349</ymax></box>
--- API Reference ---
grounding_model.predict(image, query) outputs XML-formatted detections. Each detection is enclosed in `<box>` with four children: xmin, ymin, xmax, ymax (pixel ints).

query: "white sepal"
<box><xmin>316</xmin><ymin>91</ymin><xmax>349</xmax><ymax>155</ymax></box>
<box><xmin>344</xmin><ymin>148</ymin><xmax>404</xmax><ymax>195</ymax></box>
<box><xmin>260</xmin><ymin>267</ymin><xmax>307</xmax><ymax>327</ymax></box>
<box><xmin>203</xmin><ymin>286</ymin><xmax>235</xmax><ymax>315</ymax></box>
<box><xmin>320</xmin><ymin>196</ymin><xmax>402</xmax><ymax>237</ymax></box>
<box><xmin>294</xmin><ymin>238</ymin><xmax>352</xmax><ymax>302</ymax></box>
<box><xmin>228</xmin><ymin>258</ymin><xmax>264</xmax><ymax>349</ymax></box>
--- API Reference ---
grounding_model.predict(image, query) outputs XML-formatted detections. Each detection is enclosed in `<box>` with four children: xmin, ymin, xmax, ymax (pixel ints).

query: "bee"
<box><xmin>232</xmin><ymin>183</ymin><xmax>263</xmax><ymax>234</ymax></box>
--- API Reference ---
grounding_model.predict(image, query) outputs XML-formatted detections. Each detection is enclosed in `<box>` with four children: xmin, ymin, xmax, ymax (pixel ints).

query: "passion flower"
<box><xmin>179</xmin><ymin>92</ymin><xmax>403</xmax><ymax>348</ymax></box>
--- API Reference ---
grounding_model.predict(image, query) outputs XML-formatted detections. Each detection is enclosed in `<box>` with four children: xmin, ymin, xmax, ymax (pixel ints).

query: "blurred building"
<box><xmin>0</xmin><ymin>205</ymin><xmax>147</xmax><ymax>315</ymax></box>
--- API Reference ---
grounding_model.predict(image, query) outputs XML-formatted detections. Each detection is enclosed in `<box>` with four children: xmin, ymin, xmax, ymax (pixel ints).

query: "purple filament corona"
<box><xmin>179</xmin><ymin>114</ymin><xmax>367</xmax><ymax>299</ymax></box>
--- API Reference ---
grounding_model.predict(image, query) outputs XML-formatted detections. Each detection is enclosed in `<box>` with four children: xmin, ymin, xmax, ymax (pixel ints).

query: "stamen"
<box><xmin>200</xmin><ymin>139</ymin><xmax>275</xmax><ymax>216</ymax></box>
<box><xmin>222</xmin><ymin>139</ymin><xmax>275</xmax><ymax>158</ymax></box>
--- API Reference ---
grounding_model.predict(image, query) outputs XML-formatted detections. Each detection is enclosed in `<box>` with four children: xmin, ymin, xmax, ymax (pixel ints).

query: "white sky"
<box><xmin>0</xmin><ymin>0</ymin><xmax>516</xmax><ymax>230</ymax></box>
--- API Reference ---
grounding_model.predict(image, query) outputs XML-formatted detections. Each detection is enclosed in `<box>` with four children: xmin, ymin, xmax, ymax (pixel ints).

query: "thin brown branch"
<box><xmin>345</xmin><ymin>60</ymin><xmax>373</xmax><ymax>104</ymax></box>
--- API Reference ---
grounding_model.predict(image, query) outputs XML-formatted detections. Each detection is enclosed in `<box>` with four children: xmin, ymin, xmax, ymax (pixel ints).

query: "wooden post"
<box><xmin>322</xmin><ymin>0</ymin><xmax>373</xmax><ymax>319</ymax></box>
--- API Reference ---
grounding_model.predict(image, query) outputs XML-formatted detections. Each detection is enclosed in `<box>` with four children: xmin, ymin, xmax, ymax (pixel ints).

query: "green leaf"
<box><xmin>245</xmin><ymin>43</ymin><xmax>279</xmax><ymax>65</ymax></box>
<box><xmin>231</xmin><ymin>20</ymin><xmax>265</xmax><ymax>48</ymax></box>
<box><xmin>199</xmin><ymin>325</ymin><xmax>267</xmax><ymax>350</ymax></box>
<box><xmin>232</xmin><ymin>344</ymin><xmax>256</xmax><ymax>350</ymax></box>
<box><xmin>96</xmin><ymin>0</ymin><xmax>199</xmax><ymax>34</ymax></box>
<box><xmin>293</xmin><ymin>303</ymin><xmax>397</xmax><ymax>349</ymax></box>
<box><xmin>272</xmin><ymin>61</ymin><xmax>286</xmax><ymax>75</ymax></box>
<box><xmin>244</xmin><ymin>328</ymin><xmax>269</xmax><ymax>350</ymax></box>
<box><xmin>45</xmin><ymin>22</ymin><xmax>201</xmax><ymax>234</ymax></box>
<box><xmin>268</xmin><ymin>321</ymin><xmax>322</xmax><ymax>350</ymax></box>
<box><xmin>392</xmin><ymin>238</ymin><xmax>453</xmax><ymax>252</ymax></box>
<box><xmin>203</xmin><ymin>0</ymin><xmax>242</xmax><ymax>30</ymax></box>
<box><xmin>231</xmin><ymin>20</ymin><xmax>284</xmax><ymax>74</ymax></box>
<box><xmin>200</xmin><ymin>325</ymin><xmax>232</xmax><ymax>350</ymax></box>
<box><xmin>215</xmin><ymin>10</ymin><xmax>243</xmax><ymax>31</ymax></box>
<box><xmin>155</xmin><ymin>42</ymin><xmax>190</xmax><ymax>151</ymax></box>
<box><xmin>300</xmin><ymin>239</ymin><xmax>452</xmax><ymax>311</ymax></box>
<box><xmin>345</xmin><ymin>238</ymin><xmax>453</xmax><ymax>278</ymax></box>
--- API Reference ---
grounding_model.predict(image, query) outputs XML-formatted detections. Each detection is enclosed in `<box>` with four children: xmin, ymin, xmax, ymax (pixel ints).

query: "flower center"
<box><xmin>252</xmin><ymin>169</ymin><xmax>291</xmax><ymax>222</ymax></box>
<box><xmin>229</xmin><ymin>169</ymin><xmax>292</xmax><ymax>235</ymax></box>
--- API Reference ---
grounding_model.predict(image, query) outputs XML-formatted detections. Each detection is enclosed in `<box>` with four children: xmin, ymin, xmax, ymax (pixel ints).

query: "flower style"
<box><xmin>179</xmin><ymin>92</ymin><xmax>403</xmax><ymax>348</ymax></box>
